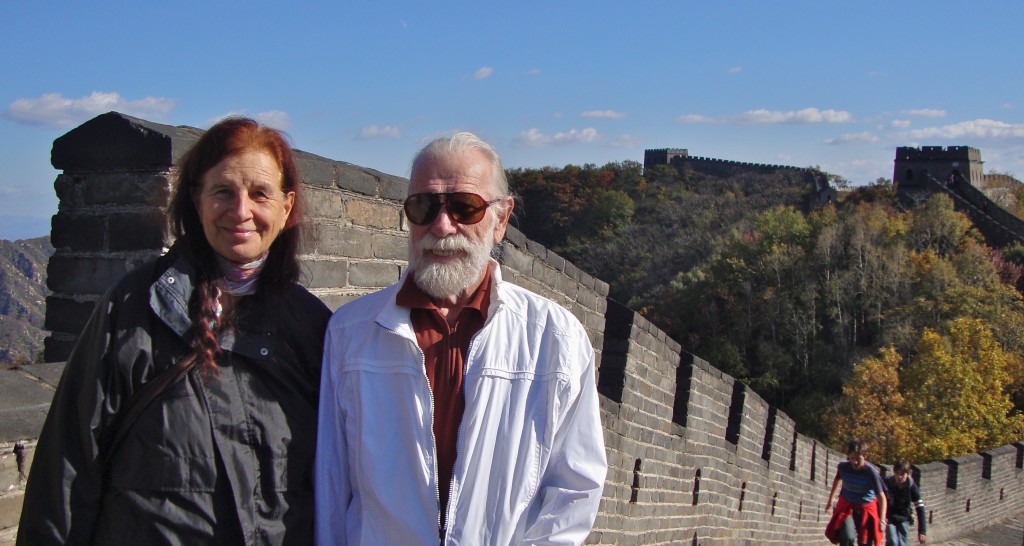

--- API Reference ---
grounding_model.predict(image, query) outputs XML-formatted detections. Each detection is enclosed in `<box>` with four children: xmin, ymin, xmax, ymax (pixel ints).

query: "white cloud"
<box><xmin>513</xmin><ymin>127</ymin><xmax>599</xmax><ymax>148</ymax></box>
<box><xmin>357</xmin><ymin>124</ymin><xmax>402</xmax><ymax>139</ymax></box>
<box><xmin>471</xmin><ymin>66</ymin><xmax>494</xmax><ymax>80</ymax></box>
<box><xmin>581</xmin><ymin>110</ymin><xmax>626</xmax><ymax>119</ymax></box>
<box><xmin>901</xmin><ymin>108</ymin><xmax>946</xmax><ymax>118</ymax></box>
<box><xmin>527</xmin><ymin>68</ymin><xmax>541</xmax><ymax>76</ymax></box>
<box><xmin>677</xmin><ymin>114</ymin><xmax>717</xmax><ymax>124</ymax></box>
<box><xmin>678</xmin><ymin>108</ymin><xmax>852</xmax><ymax>125</ymax></box>
<box><xmin>903</xmin><ymin>119</ymin><xmax>1024</xmax><ymax>140</ymax></box>
<box><xmin>2</xmin><ymin>91</ymin><xmax>176</xmax><ymax>128</ymax></box>
<box><xmin>736</xmin><ymin>108</ymin><xmax>853</xmax><ymax>124</ymax></box>
<box><xmin>890</xmin><ymin>119</ymin><xmax>912</xmax><ymax>129</ymax></box>
<box><xmin>824</xmin><ymin>131</ymin><xmax>879</xmax><ymax>145</ymax></box>
<box><xmin>726</xmin><ymin>66</ymin><xmax>742</xmax><ymax>75</ymax></box>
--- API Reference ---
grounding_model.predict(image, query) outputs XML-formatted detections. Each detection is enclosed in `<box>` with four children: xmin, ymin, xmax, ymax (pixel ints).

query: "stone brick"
<box><xmin>82</xmin><ymin>172</ymin><xmax>172</xmax><ymax>207</ymax></box>
<box><xmin>50</xmin><ymin>212</ymin><xmax>106</xmax><ymax>251</ymax></box>
<box><xmin>310</xmin><ymin>224</ymin><xmax>373</xmax><ymax>258</ymax></box>
<box><xmin>303</xmin><ymin>186</ymin><xmax>347</xmax><ymax>220</ymax></box>
<box><xmin>379</xmin><ymin>174</ymin><xmax>409</xmax><ymax>201</ymax></box>
<box><xmin>47</xmin><ymin>255</ymin><xmax>131</xmax><ymax>295</ymax></box>
<box><xmin>43</xmin><ymin>295</ymin><xmax>99</xmax><ymax>334</ymax></box>
<box><xmin>349</xmin><ymin>261</ymin><xmax>400</xmax><ymax>288</ymax></box>
<box><xmin>336</xmin><ymin>163</ymin><xmax>381</xmax><ymax>195</ymax></box>
<box><xmin>372</xmin><ymin>232</ymin><xmax>409</xmax><ymax>260</ymax></box>
<box><xmin>293</xmin><ymin>150</ymin><xmax>337</xmax><ymax>188</ymax></box>
<box><xmin>108</xmin><ymin>210</ymin><xmax>168</xmax><ymax>251</ymax></box>
<box><xmin>346</xmin><ymin>199</ymin><xmax>400</xmax><ymax>230</ymax></box>
<box><xmin>302</xmin><ymin>259</ymin><xmax>348</xmax><ymax>290</ymax></box>
<box><xmin>43</xmin><ymin>335</ymin><xmax>77</xmax><ymax>364</ymax></box>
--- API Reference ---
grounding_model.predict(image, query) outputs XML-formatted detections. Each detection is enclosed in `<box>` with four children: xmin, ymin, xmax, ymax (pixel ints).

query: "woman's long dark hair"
<box><xmin>167</xmin><ymin>117</ymin><xmax>304</xmax><ymax>374</ymax></box>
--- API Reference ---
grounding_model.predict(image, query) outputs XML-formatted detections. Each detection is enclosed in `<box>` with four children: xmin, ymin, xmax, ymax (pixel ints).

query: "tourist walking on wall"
<box><xmin>17</xmin><ymin>118</ymin><xmax>331</xmax><ymax>545</ymax></box>
<box><xmin>314</xmin><ymin>132</ymin><xmax>608</xmax><ymax>545</ymax></box>
<box><xmin>825</xmin><ymin>439</ymin><xmax>888</xmax><ymax>546</ymax></box>
<box><xmin>884</xmin><ymin>459</ymin><xmax>927</xmax><ymax>545</ymax></box>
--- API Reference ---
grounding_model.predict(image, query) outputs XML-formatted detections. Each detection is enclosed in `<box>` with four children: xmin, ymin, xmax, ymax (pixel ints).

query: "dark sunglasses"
<box><xmin>403</xmin><ymin>192</ymin><xmax>502</xmax><ymax>226</ymax></box>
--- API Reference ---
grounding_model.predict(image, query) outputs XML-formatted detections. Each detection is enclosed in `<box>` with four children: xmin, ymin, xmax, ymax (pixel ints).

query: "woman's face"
<box><xmin>194</xmin><ymin>150</ymin><xmax>295</xmax><ymax>263</ymax></box>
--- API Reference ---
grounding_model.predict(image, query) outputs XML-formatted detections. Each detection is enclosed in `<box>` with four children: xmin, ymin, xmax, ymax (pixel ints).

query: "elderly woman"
<box><xmin>17</xmin><ymin>117</ymin><xmax>331</xmax><ymax>545</ymax></box>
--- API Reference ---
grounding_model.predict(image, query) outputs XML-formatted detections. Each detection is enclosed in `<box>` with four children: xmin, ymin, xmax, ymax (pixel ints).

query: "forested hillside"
<box><xmin>0</xmin><ymin>236</ymin><xmax>52</xmax><ymax>365</ymax></box>
<box><xmin>508</xmin><ymin>163</ymin><xmax>1024</xmax><ymax>461</ymax></box>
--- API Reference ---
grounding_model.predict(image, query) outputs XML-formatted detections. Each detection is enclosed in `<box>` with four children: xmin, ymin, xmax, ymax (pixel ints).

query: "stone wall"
<box><xmin>4</xmin><ymin>112</ymin><xmax>1022</xmax><ymax>543</ymax></box>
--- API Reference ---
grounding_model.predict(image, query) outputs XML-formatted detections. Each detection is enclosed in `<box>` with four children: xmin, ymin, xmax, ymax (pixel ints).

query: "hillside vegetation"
<box><xmin>508</xmin><ymin>162</ymin><xmax>1024</xmax><ymax>462</ymax></box>
<box><xmin>0</xmin><ymin>236</ymin><xmax>52</xmax><ymax>365</ymax></box>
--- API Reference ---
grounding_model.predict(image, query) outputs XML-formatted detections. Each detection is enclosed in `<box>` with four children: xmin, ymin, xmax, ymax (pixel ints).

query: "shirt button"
<box><xmin>259</xmin><ymin>347</ymin><xmax>269</xmax><ymax>356</ymax></box>
<box><xmin>167</xmin><ymin>276</ymin><xmax>175</xmax><ymax>284</ymax></box>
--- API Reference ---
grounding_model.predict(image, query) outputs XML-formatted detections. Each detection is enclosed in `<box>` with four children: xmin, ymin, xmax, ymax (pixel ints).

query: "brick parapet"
<box><xmin>11</xmin><ymin>112</ymin><xmax>1024</xmax><ymax>544</ymax></box>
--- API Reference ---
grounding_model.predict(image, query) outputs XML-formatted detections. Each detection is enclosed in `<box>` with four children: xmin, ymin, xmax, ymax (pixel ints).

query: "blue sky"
<box><xmin>3</xmin><ymin>1</ymin><xmax>1023</xmax><ymax>240</ymax></box>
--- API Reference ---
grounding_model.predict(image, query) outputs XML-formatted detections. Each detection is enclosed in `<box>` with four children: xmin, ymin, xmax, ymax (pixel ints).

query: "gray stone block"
<box><xmin>52</xmin><ymin>111</ymin><xmax>198</xmax><ymax>170</ymax></box>
<box><xmin>43</xmin><ymin>296</ymin><xmax>98</xmax><ymax>335</ymax></box>
<box><xmin>349</xmin><ymin>262</ymin><xmax>400</xmax><ymax>288</ymax></box>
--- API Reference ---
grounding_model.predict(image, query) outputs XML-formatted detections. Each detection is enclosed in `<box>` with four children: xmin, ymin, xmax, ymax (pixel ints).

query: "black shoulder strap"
<box><xmin>101</xmin><ymin>355</ymin><xmax>198</xmax><ymax>467</ymax></box>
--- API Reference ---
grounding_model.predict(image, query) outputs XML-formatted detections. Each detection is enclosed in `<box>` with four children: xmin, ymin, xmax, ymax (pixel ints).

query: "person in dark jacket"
<box><xmin>17</xmin><ymin>117</ymin><xmax>331</xmax><ymax>545</ymax></box>
<box><xmin>884</xmin><ymin>459</ymin><xmax>927</xmax><ymax>545</ymax></box>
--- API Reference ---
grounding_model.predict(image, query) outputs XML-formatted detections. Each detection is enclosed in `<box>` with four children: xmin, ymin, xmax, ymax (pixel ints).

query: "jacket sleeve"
<box><xmin>519</xmin><ymin>333</ymin><xmax>607</xmax><ymax>546</ymax></box>
<box><xmin>16</xmin><ymin>293</ymin><xmax>124</xmax><ymax>546</ymax></box>
<box><xmin>315</xmin><ymin>324</ymin><xmax>352</xmax><ymax>546</ymax></box>
<box><xmin>911</xmin><ymin>483</ymin><xmax>927</xmax><ymax>535</ymax></box>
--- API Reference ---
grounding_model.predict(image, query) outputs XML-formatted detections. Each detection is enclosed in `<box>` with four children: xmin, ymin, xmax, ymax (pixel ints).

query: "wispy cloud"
<box><xmin>726</xmin><ymin>66</ymin><xmax>742</xmax><ymax>75</ymax></box>
<box><xmin>903</xmin><ymin>119</ymin><xmax>1024</xmax><ymax>140</ymax></box>
<box><xmin>471</xmin><ymin>66</ymin><xmax>494</xmax><ymax>80</ymax></box>
<box><xmin>527</xmin><ymin>68</ymin><xmax>541</xmax><ymax>76</ymax></box>
<box><xmin>890</xmin><ymin>120</ymin><xmax>912</xmax><ymax>129</ymax></box>
<box><xmin>513</xmin><ymin>127</ymin><xmax>599</xmax><ymax>148</ymax></box>
<box><xmin>609</xmin><ymin>134</ymin><xmax>644</xmax><ymax>148</ymax></box>
<box><xmin>824</xmin><ymin>132</ymin><xmax>879</xmax><ymax>145</ymax></box>
<box><xmin>581</xmin><ymin>110</ymin><xmax>626</xmax><ymax>119</ymax></box>
<box><xmin>736</xmin><ymin>108</ymin><xmax>853</xmax><ymax>124</ymax></box>
<box><xmin>901</xmin><ymin>108</ymin><xmax>946</xmax><ymax>118</ymax></box>
<box><xmin>2</xmin><ymin>91</ymin><xmax>176</xmax><ymax>128</ymax></box>
<box><xmin>357</xmin><ymin>124</ymin><xmax>402</xmax><ymax>139</ymax></box>
<box><xmin>678</xmin><ymin>107</ymin><xmax>853</xmax><ymax>125</ymax></box>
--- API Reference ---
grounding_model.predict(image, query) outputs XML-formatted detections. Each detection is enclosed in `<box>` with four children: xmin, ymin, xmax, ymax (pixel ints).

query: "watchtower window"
<box><xmin>905</xmin><ymin>169</ymin><xmax>914</xmax><ymax>182</ymax></box>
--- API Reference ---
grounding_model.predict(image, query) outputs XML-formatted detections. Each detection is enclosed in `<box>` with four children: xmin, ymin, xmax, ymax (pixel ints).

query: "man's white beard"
<box><xmin>409</xmin><ymin>225</ymin><xmax>495</xmax><ymax>300</ymax></box>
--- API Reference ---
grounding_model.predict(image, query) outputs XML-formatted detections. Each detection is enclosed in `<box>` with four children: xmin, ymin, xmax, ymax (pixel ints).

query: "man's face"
<box><xmin>894</xmin><ymin>470</ymin><xmax>910</xmax><ymax>485</ymax></box>
<box><xmin>407</xmin><ymin>149</ymin><xmax>512</xmax><ymax>300</ymax></box>
<box><xmin>847</xmin><ymin>453</ymin><xmax>866</xmax><ymax>470</ymax></box>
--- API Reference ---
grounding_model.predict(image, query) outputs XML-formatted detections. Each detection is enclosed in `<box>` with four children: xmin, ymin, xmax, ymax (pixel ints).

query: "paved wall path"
<box><xmin>930</xmin><ymin>515</ymin><xmax>1024</xmax><ymax>546</ymax></box>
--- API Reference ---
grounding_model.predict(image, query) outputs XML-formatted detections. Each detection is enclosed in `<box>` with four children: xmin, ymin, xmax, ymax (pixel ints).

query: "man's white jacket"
<box><xmin>315</xmin><ymin>261</ymin><xmax>607</xmax><ymax>545</ymax></box>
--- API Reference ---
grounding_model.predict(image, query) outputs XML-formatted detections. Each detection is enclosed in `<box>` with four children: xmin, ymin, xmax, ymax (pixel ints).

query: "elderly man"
<box><xmin>315</xmin><ymin>132</ymin><xmax>607</xmax><ymax>545</ymax></box>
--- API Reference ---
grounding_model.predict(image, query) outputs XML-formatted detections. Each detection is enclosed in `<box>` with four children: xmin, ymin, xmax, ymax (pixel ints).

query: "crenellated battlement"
<box><xmin>0</xmin><ymin>113</ymin><xmax>1020</xmax><ymax>545</ymax></box>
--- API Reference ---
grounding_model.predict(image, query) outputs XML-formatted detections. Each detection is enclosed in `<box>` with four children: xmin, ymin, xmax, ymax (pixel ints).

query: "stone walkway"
<box><xmin>931</xmin><ymin>515</ymin><xmax>1024</xmax><ymax>546</ymax></box>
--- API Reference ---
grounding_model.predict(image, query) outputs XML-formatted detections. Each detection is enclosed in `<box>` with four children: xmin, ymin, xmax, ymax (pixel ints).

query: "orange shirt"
<box><xmin>395</xmin><ymin>268</ymin><xmax>492</xmax><ymax>529</ymax></box>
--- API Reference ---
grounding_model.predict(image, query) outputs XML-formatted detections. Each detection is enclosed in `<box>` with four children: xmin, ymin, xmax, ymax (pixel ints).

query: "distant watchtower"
<box><xmin>893</xmin><ymin>146</ymin><xmax>984</xmax><ymax>189</ymax></box>
<box><xmin>644</xmin><ymin>148</ymin><xmax>689</xmax><ymax>171</ymax></box>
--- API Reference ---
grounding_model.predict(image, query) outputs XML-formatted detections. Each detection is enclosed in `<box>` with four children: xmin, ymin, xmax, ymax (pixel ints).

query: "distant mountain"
<box><xmin>0</xmin><ymin>236</ymin><xmax>53</xmax><ymax>365</ymax></box>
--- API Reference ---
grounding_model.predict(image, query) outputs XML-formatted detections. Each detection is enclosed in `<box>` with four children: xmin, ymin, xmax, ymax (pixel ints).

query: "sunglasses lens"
<box><xmin>447</xmin><ymin>193</ymin><xmax>488</xmax><ymax>224</ymax></box>
<box><xmin>403</xmin><ymin>192</ymin><xmax>493</xmax><ymax>225</ymax></box>
<box><xmin>404</xmin><ymin>194</ymin><xmax>440</xmax><ymax>225</ymax></box>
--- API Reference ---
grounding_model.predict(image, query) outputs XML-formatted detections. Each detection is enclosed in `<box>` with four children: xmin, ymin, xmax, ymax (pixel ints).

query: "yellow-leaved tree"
<box><xmin>825</xmin><ymin>346</ymin><xmax>912</xmax><ymax>462</ymax></box>
<box><xmin>901</xmin><ymin>318</ymin><xmax>1024</xmax><ymax>462</ymax></box>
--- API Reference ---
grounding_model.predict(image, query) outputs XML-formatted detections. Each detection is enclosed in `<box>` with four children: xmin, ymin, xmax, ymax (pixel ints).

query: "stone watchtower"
<box><xmin>643</xmin><ymin>148</ymin><xmax>688</xmax><ymax>171</ymax></box>
<box><xmin>893</xmin><ymin>145</ymin><xmax>984</xmax><ymax>190</ymax></box>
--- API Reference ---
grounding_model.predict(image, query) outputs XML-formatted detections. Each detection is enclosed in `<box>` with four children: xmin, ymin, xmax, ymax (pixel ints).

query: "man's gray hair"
<box><xmin>411</xmin><ymin>132</ymin><xmax>509</xmax><ymax>200</ymax></box>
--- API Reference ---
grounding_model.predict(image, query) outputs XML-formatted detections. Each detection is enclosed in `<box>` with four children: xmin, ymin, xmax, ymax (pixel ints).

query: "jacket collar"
<box><xmin>150</xmin><ymin>246</ymin><xmax>196</xmax><ymax>339</ymax></box>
